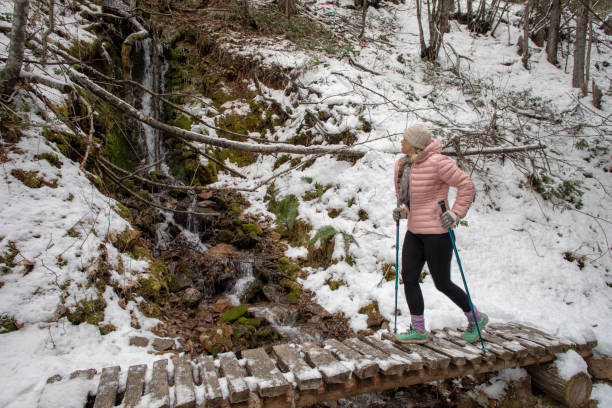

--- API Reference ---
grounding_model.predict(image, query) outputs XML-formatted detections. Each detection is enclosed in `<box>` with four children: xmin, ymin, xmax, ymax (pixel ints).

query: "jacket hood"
<box><xmin>416</xmin><ymin>139</ymin><xmax>442</xmax><ymax>163</ymax></box>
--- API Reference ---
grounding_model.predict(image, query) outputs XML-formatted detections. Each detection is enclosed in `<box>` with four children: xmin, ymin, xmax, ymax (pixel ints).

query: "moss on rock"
<box><xmin>66</xmin><ymin>296</ymin><xmax>106</xmax><ymax>326</ymax></box>
<box><xmin>220</xmin><ymin>304</ymin><xmax>248</xmax><ymax>323</ymax></box>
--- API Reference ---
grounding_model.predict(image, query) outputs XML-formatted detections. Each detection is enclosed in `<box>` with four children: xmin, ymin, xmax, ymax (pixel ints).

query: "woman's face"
<box><xmin>401</xmin><ymin>139</ymin><xmax>417</xmax><ymax>156</ymax></box>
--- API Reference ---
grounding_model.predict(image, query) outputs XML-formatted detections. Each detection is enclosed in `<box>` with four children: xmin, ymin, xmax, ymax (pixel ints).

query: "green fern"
<box><xmin>309</xmin><ymin>226</ymin><xmax>337</xmax><ymax>260</ymax></box>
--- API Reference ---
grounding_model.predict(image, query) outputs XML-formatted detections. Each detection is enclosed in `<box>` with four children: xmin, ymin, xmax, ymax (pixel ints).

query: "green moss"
<box><xmin>99</xmin><ymin>324</ymin><xmax>116</xmax><ymax>335</ymax></box>
<box><xmin>273</xmin><ymin>155</ymin><xmax>291</xmax><ymax>170</ymax></box>
<box><xmin>358</xmin><ymin>302</ymin><xmax>378</xmax><ymax>315</ymax></box>
<box><xmin>43</xmin><ymin>129</ymin><xmax>87</xmax><ymax>163</ymax></box>
<box><xmin>34</xmin><ymin>153</ymin><xmax>62</xmax><ymax>168</ymax></box>
<box><xmin>217</xmin><ymin>229</ymin><xmax>233</xmax><ymax>243</ymax></box>
<box><xmin>328</xmin><ymin>208</ymin><xmax>342</xmax><ymax>218</ymax></box>
<box><xmin>67</xmin><ymin>228</ymin><xmax>81</xmax><ymax>238</ymax></box>
<box><xmin>171</xmin><ymin>114</ymin><xmax>192</xmax><ymax>130</ymax></box>
<box><xmin>381</xmin><ymin>263</ymin><xmax>396</xmax><ymax>282</ymax></box>
<box><xmin>227</xmin><ymin>202</ymin><xmax>242</xmax><ymax>217</ymax></box>
<box><xmin>303</xmin><ymin>183</ymin><xmax>331</xmax><ymax>201</ymax></box>
<box><xmin>256</xmin><ymin>327</ymin><xmax>274</xmax><ymax>338</ymax></box>
<box><xmin>328</xmin><ymin>280</ymin><xmax>346</xmax><ymax>291</ymax></box>
<box><xmin>216</xmin><ymin>148</ymin><xmax>257</xmax><ymax>168</ymax></box>
<box><xmin>0</xmin><ymin>314</ymin><xmax>19</xmax><ymax>333</ymax></box>
<box><xmin>11</xmin><ymin>169</ymin><xmax>44</xmax><ymax>188</ymax></box>
<box><xmin>0</xmin><ymin>241</ymin><xmax>18</xmax><ymax>271</ymax></box>
<box><xmin>139</xmin><ymin>301</ymin><xmax>161</xmax><ymax>318</ymax></box>
<box><xmin>221</xmin><ymin>304</ymin><xmax>248</xmax><ymax>323</ymax></box>
<box><xmin>139</xmin><ymin>277</ymin><xmax>162</xmax><ymax>299</ymax></box>
<box><xmin>129</xmin><ymin>246</ymin><xmax>151</xmax><ymax>260</ymax></box>
<box><xmin>115</xmin><ymin>204</ymin><xmax>132</xmax><ymax>222</ymax></box>
<box><xmin>241</xmin><ymin>223</ymin><xmax>263</xmax><ymax>236</ymax></box>
<box><xmin>281</xmin><ymin>278</ymin><xmax>302</xmax><ymax>304</ymax></box>
<box><xmin>66</xmin><ymin>296</ymin><xmax>106</xmax><ymax>326</ymax></box>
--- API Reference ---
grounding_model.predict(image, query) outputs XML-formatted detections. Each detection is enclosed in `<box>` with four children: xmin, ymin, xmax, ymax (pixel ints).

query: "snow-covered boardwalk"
<box><xmin>57</xmin><ymin>323</ymin><xmax>595</xmax><ymax>408</ymax></box>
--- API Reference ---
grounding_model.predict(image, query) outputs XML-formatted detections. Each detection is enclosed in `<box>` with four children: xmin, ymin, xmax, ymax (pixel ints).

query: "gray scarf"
<box><xmin>397</xmin><ymin>156</ymin><xmax>411</xmax><ymax>208</ymax></box>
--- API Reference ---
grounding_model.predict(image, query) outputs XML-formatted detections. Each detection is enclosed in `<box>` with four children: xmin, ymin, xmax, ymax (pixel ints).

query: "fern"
<box><xmin>274</xmin><ymin>195</ymin><xmax>299</xmax><ymax>232</ymax></box>
<box><xmin>309</xmin><ymin>226</ymin><xmax>337</xmax><ymax>260</ymax></box>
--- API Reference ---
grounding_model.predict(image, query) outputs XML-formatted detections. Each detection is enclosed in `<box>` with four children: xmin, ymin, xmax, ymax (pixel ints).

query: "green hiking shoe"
<box><xmin>462</xmin><ymin>313</ymin><xmax>488</xmax><ymax>343</ymax></box>
<box><xmin>394</xmin><ymin>326</ymin><xmax>429</xmax><ymax>344</ymax></box>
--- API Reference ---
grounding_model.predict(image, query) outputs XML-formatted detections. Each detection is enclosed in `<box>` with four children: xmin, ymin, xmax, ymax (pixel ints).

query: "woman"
<box><xmin>392</xmin><ymin>124</ymin><xmax>486</xmax><ymax>344</ymax></box>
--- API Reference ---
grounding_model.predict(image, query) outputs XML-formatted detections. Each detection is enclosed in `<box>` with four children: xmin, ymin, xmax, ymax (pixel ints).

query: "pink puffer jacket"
<box><xmin>394</xmin><ymin>139</ymin><xmax>475</xmax><ymax>234</ymax></box>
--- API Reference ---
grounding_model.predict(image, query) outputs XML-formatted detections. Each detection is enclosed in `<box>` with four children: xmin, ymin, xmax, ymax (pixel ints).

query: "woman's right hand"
<box><xmin>392</xmin><ymin>207</ymin><xmax>406</xmax><ymax>222</ymax></box>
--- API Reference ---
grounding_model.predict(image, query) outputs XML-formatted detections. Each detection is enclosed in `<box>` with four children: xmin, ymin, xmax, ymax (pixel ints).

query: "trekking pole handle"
<box><xmin>438</xmin><ymin>201</ymin><xmax>447</xmax><ymax>213</ymax></box>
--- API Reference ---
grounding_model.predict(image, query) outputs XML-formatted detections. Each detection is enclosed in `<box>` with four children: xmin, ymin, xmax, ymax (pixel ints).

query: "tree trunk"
<box><xmin>42</xmin><ymin>0</ymin><xmax>54</xmax><ymax>66</ymax></box>
<box><xmin>0</xmin><ymin>0</ymin><xmax>30</xmax><ymax>99</ymax></box>
<box><xmin>527</xmin><ymin>363</ymin><xmax>592</xmax><ymax>408</ymax></box>
<box><xmin>358</xmin><ymin>0</ymin><xmax>369</xmax><ymax>39</ymax></box>
<box><xmin>546</xmin><ymin>0</ymin><xmax>561</xmax><ymax>65</ymax></box>
<box><xmin>531</xmin><ymin>0</ymin><xmax>546</xmax><ymax>46</ymax></box>
<box><xmin>416</xmin><ymin>0</ymin><xmax>427</xmax><ymax>57</ymax></box>
<box><xmin>584</xmin><ymin>12</ymin><xmax>592</xmax><ymax>96</ymax></box>
<box><xmin>572</xmin><ymin>0</ymin><xmax>588</xmax><ymax>89</ymax></box>
<box><xmin>279</xmin><ymin>0</ymin><xmax>297</xmax><ymax>19</ymax></box>
<box><xmin>521</xmin><ymin>0</ymin><xmax>531</xmax><ymax>69</ymax></box>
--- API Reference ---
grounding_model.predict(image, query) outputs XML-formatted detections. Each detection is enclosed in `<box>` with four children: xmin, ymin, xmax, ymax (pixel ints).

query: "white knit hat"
<box><xmin>403</xmin><ymin>125</ymin><xmax>432</xmax><ymax>150</ymax></box>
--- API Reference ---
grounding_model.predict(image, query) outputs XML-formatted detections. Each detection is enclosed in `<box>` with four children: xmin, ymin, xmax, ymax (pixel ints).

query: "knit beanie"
<box><xmin>403</xmin><ymin>125</ymin><xmax>432</xmax><ymax>150</ymax></box>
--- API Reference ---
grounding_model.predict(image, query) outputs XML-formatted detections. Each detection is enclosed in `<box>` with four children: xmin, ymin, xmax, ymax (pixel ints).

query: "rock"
<box><xmin>181</xmin><ymin>288</ymin><xmax>203</xmax><ymax>307</ymax></box>
<box><xmin>175</xmin><ymin>273</ymin><xmax>194</xmax><ymax>291</ymax></box>
<box><xmin>130</xmin><ymin>311</ymin><xmax>141</xmax><ymax>329</ymax></box>
<box><xmin>129</xmin><ymin>336</ymin><xmax>149</xmax><ymax>347</ymax></box>
<box><xmin>588</xmin><ymin>355</ymin><xmax>612</xmax><ymax>380</ymax></box>
<box><xmin>212</xmin><ymin>298</ymin><xmax>234</xmax><ymax>313</ymax></box>
<box><xmin>220</xmin><ymin>304</ymin><xmax>248</xmax><ymax>323</ymax></box>
<box><xmin>199</xmin><ymin>324</ymin><xmax>233</xmax><ymax>355</ymax></box>
<box><xmin>262</xmin><ymin>284</ymin><xmax>286</xmax><ymax>304</ymax></box>
<box><xmin>152</xmin><ymin>338</ymin><xmax>175</xmax><ymax>351</ymax></box>
<box><xmin>204</xmin><ymin>243</ymin><xmax>238</xmax><ymax>257</ymax></box>
<box><xmin>239</xmin><ymin>278</ymin><xmax>263</xmax><ymax>303</ymax></box>
<box><xmin>366</xmin><ymin>311</ymin><xmax>385</xmax><ymax>329</ymax></box>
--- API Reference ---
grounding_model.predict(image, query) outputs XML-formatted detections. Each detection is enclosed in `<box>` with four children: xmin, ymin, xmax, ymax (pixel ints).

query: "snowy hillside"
<box><xmin>0</xmin><ymin>0</ymin><xmax>610</xmax><ymax>406</ymax></box>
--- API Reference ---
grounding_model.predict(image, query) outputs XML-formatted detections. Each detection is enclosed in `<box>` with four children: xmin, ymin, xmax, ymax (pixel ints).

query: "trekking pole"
<box><xmin>394</xmin><ymin>218</ymin><xmax>400</xmax><ymax>334</ymax></box>
<box><xmin>438</xmin><ymin>201</ymin><xmax>486</xmax><ymax>353</ymax></box>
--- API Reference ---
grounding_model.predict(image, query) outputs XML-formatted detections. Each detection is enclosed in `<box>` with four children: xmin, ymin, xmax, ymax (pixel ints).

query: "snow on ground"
<box><xmin>0</xmin><ymin>0</ymin><xmax>610</xmax><ymax>406</ymax></box>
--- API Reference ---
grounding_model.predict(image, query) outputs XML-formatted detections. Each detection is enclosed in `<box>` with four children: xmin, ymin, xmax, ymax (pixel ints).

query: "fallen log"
<box><xmin>527</xmin><ymin>362</ymin><xmax>592</xmax><ymax>408</ymax></box>
<box><xmin>587</xmin><ymin>355</ymin><xmax>612</xmax><ymax>381</ymax></box>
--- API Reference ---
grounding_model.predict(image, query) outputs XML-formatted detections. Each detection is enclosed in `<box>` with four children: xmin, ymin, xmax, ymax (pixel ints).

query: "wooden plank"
<box><xmin>343</xmin><ymin>337</ymin><xmax>407</xmax><ymax>376</ymax></box>
<box><xmin>242</xmin><ymin>347</ymin><xmax>291</xmax><ymax>398</ymax></box>
<box><xmin>173</xmin><ymin>357</ymin><xmax>196</xmax><ymax>408</ymax></box>
<box><xmin>218</xmin><ymin>352</ymin><xmax>250</xmax><ymax>403</ymax></box>
<box><xmin>442</xmin><ymin>329</ymin><xmax>504</xmax><ymax>361</ymax></box>
<box><xmin>429</xmin><ymin>333</ymin><xmax>483</xmax><ymax>366</ymax></box>
<box><xmin>272</xmin><ymin>344</ymin><xmax>322</xmax><ymax>391</ymax></box>
<box><xmin>302</xmin><ymin>342</ymin><xmax>352</xmax><ymax>384</ymax></box>
<box><xmin>361</xmin><ymin>336</ymin><xmax>424</xmax><ymax>371</ymax></box>
<box><xmin>93</xmin><ymin>366</ymin><xmax>120</xmax><ymax>408</ymax></box>
<box><xmin>324</xmin><ymin>338</ymin><xmax>379</xmax><ymax>379</ymax></box>
<box><xmin>151</xmin><ymin>359</ymin><xmax>170</xmax><ymax>408</ymax></box>
<box><xmin>506</xmin><ymin>323</ymin><xmax>569</xmax><ymax>353</ymax></box>
<box><xmin>123</xmin><ymin>364</ymin><xmax>146</xmax><ymax>408</ymax></box>
<box><xmin>488</xmin><ymin>326</ymin><xmax>549</xmax><ymax>357</ymax></box>
<box><xmin>381</xmin><ymin>332</ymin><xmax>451</xmax><ymax>370</ymax></box>
<box><xmin>196</xmin><ymin>355</ymin><xmax>224</xmax><ymax>408</ymax></box>
<box><xmin>481</xmin><ymin>332</ymin><xmax>529</xmax><ymax>359</ymax></box>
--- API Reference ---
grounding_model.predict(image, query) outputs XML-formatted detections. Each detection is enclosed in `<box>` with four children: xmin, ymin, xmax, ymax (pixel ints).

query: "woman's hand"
<box><xmin>392</xmin><ymin>207</ymin><xmax>407</xmax><ymax>222</ymax></box>
<box><xmin>440</xmin><ymin>211</ymin><xmax>458</xmax><ymax>229</ymax></box>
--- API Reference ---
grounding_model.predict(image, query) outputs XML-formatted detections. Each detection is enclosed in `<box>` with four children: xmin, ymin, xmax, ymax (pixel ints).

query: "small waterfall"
<box><xmin>138</xmin><ymin>38</ymin><xmax>164</xmax><ymax>168</ymax></box>
<box><xmin>186</xmin><ymin>194</ymin><xmax>199</xmax><ymax>234</ymax></box>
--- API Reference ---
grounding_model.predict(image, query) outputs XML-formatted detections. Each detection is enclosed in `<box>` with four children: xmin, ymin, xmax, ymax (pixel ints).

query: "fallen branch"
<box><xmin>67</xmin><ymin>68</ymin><xmax>366</xmax><ymax>157</ymax></box>
<box><xmin>20</xmin><ymin>71</ymin><xmax>72</xmax><ymax>93</ymax></box>
<box><xmin>345</xmin><ymin>55</ymin><xmax>381</xmax><ymax>76</ymax></box>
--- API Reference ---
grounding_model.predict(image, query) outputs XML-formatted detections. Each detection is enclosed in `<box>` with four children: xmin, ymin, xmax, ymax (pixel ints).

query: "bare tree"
<box><xmin>0</xmin><ymin>0</ymin><xmax>30</xmax><ymax>99</ymax></box>
<box><xmin>417</xmin><ymin>0</ymin><xmax>452</xmax><ymax>61</ymax></box>
<box><xmin>572</xmin><ymin>0</ymin><xmax>589</xmax><ymax>90</ymax></box>
<box><xmin>546</xmin><ymin>0</ymin><xmax>561</xmax><ymax>65</ymax></box>
<box><xmin>279</xmin><ymin>0</ymin><xmax>297</xmax><ymax>18</ymax></box>
<box><xmin>42</xmin><ymin>0</ymin><xmax>55</xmax><ymax>66</ymax></box>
<box><xmin>520</xmin><ymin>0</ymin><xmax>531</xmax><ymax>69</ymax></box>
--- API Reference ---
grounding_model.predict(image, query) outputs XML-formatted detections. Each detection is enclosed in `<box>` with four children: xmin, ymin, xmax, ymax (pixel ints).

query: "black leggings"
<box><xmin>401</xmin><ymin>230</ymin><xmax>471</xmax><ymax>315</ymax></box>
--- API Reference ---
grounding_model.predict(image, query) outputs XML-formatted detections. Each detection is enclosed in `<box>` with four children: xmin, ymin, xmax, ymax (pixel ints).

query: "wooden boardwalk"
<box><xmin>74</xmin><ymin>323</ymin><xmax>595</xmax><ymax>408</ymax></box>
